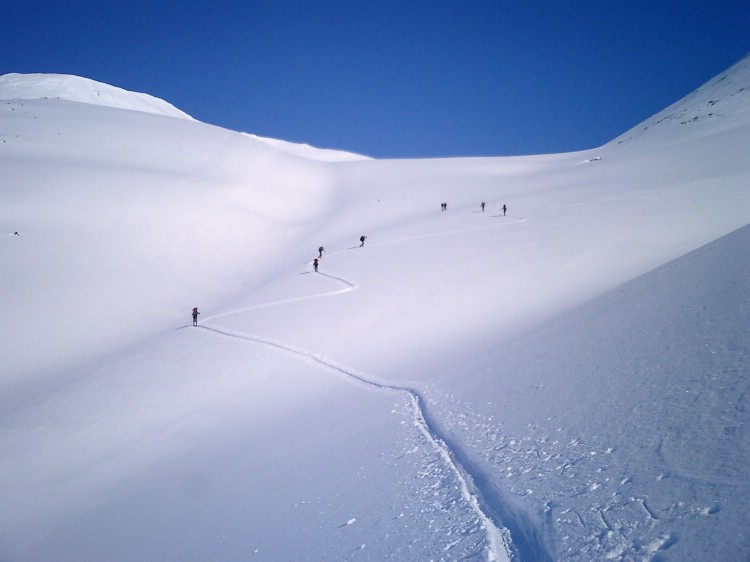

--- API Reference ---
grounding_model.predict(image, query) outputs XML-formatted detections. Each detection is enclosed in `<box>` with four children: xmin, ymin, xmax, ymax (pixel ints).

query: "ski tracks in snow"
<box><xmin>198</xmin><ymin>322</ymin><xmax>513</xmax><ymax>562</ymax></box>
<box><xmin>318</xmin><ymin>214</ymin><xmax>527</xmax><ymax>261</ymax></box>
<box><xmin>192</xmin><ymin>215</ymin><xmax>549</xmax><ymax>562</ymax></box>
<box><xmin>201</xmin><ymin>271</ymin><xmax>354</xmax><ymax>324</ymax></box>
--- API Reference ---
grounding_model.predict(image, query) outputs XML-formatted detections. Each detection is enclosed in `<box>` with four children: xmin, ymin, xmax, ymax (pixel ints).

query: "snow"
<box><xmin>0</xmin><ymin>73</ymin><xmax>194</xmax><ymax>120</ymax></box>
<box><xmin>242</xmin><ymin>133</ymin><xmax>371</xmax><ymax>162</ymax></box>
<box><xmin>1</xmin><ymin>55</ymin><xmax>749</xmax><ymax>561</ymax></box>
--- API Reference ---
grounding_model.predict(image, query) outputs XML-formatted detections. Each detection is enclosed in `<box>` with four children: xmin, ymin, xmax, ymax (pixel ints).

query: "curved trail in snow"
<box><xmin>195</xmin><ymin>215</ymin><xmax>552</xmax><ymax>562</ymax></box>
<box><xmin>198</xmin><ymin>323</ymin><xmax>512</xmax><ymax>562</ymax></box>
<box><xmin>201</xmin><ymin>271</ymin><xmax>354</xmax><ymax>323</ymax></box>
<box><xmin>320</xmin><ymin>215</ymin><xmax>527</xmax><ymax>261</ymax></box>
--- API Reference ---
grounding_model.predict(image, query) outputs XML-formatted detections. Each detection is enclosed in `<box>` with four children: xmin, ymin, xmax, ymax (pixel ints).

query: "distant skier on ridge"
<box><xmin>359</xmin><ymin>235</ymin><xmax>367</xmax><ymax>247</ymax></box>
<box><xmin>313</xmin><ymin>258</ymin><xmax>319</xmax><ymax>272</ymax></box>
<box><xmin>192</xmin><ymin>307</ymin><xmax>200</xmax><ymax>326</ymax></box>
<box><xmin>318</xmin><ymin>246</ymin><xmax>325</xmax><ymax>258</ymax></box>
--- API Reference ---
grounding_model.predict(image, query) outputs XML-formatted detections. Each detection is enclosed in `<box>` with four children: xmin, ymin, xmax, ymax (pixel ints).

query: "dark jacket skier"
<box><xmin>502</xmin><ymin>204</ymin><xmax>508</xmax><ymax>216</ymax></box>
<box><xmin>318</xmin><ymin>246</ymin><xmax>325</xmax><ymax>258</ymax></box>
<box><xmin>192</xmin><ymin>307</ymin><xmax>200</xmax><ymax>326</ymax></box>
<box><xmin>313</xmin><ymin>258</ymin><xmax>319</xmax><ymax>272</ymax></box>
<box><xmin>359</xmin><ymin>235</ymin><xmax>367</xmax><ymax>247</ymax></box>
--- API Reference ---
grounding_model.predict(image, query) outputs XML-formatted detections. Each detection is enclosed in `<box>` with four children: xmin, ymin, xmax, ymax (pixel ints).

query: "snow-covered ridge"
<box><xmin>612</xmin><ymin>52</ymin><xmax>750</xmax><ymax>146</ymax></box>
<box><xmin>0</xmin><ymin>73</ymin><xmax>194</xmax><ymax>120</ymax></box>
<box><xmin>0</xmin><ymin>72</ymin><xmax>369</xmax><ymax>161</ymax></box>
<box><xmin>243</xmin><ymin>133</ymin><xmax>371</xmax><ymax>162</ymax></box>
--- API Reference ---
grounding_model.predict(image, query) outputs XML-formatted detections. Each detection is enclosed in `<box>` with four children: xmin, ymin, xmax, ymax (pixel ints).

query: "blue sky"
<box><xmin>2</xmin><ymin>1</ymin><xmax>748</xmax><ymax>158</ymax></box>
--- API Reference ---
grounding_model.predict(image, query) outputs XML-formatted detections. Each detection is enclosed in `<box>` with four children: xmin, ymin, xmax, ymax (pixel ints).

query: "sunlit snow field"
<box><xmin>1</xmin><ymin>60</ymin><xmax>749</xmax><ymax>561</ymax></box>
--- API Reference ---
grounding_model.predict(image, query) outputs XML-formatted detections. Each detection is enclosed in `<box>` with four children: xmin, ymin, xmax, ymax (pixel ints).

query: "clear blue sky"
<box><xmin>2</xmin><ymin>1</ymin><xmax>748</xmax><ymax>158</ymax></box>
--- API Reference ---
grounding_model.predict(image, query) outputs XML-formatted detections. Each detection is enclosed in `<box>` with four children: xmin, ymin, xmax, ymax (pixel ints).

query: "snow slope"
<box><xmin>1</xmin><ymin>55</ymin><xmax>749</xmax><ymax>562</ymax></box>
<box><xmin>0</xmin><ymin>73</ymin><xmax>194</xmax><ymax>120</ymax></box>
<box><xmin>437</xmin><ymin>224</ymin><xmax>750</xmax><ymax>560</ymax></box>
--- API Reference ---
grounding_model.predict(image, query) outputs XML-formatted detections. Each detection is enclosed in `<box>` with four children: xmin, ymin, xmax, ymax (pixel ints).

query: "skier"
<box><xmin>318</xmin><ymin>246</ymin><xmax>325</xmax><ymax>258</ymax></box>
<box><xmin>480</xmin><ymin>202</ymin><xmax>485</xmax><ymax>212</ymax></box>
<box><xmin>192</xmin><ymin>307</ymin><xmax>200</xmax><ymax>326</ymax></box>
<box><xmin>502</xmin><ymin>204</ymin><xmax>508</xmax><ymax>216</ymax></box>
<box><xmin>359</xmin><ymin>235</ymin><xmax>367</xmax><ymax>247</ymax></box>
<box><xmin>313</xmin><ymin>258</ymin><xmax>319</xmax><ymax>272</ymax></box>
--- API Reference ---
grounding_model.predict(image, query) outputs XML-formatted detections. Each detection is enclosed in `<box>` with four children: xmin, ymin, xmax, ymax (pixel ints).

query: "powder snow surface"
<box><xmin>1</xmin><ymin>58</ymin><xmax>749</xmax><ymax>561</ymax></box>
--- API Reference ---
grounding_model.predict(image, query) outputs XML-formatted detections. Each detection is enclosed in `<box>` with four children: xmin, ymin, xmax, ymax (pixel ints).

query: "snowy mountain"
<box><xmin>612</xmin><ymin>53</ymin><xmax>750</xmax><ymax>147</ymax></box>
<box><xmin>1</xmin><ymin>57</ymin><xmax>749</xmax><ymax>562</ymax></box>
<box><xmin>0</xmin><ymin>73</ymin><xmax>194</xmax><ymax>120</ymax></box>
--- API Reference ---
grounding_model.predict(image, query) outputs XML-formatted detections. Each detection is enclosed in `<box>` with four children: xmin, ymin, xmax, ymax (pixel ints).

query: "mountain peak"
<box><xmin>0</xmin><ymin>73</ymin><xmax>193</xmax><ymax>120</ymax></box>
<box><xmin>612</xmin><ymin>52</ymin><xmax>750</xmax><ymax>146</ymax></box>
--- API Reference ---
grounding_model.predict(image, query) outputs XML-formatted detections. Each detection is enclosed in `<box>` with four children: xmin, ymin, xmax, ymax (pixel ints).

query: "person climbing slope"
<box><xmin>359</xmin><ymin>235</ymin><xmax>367</xmax><ymax>247</ymax></box>
<box><xmin>192</xmin><ymin>307</ymin><xmax>200</xmax><ymax>326</ymax></box>
<box><xmin>313</xmin><ymin>258</ymin><xmax>319</xmax><ymax>272</ymax></box>
<box><xmin>318</xmin><ymin>246</ymin><xmax>325</xmax><ymax>258</ymax></box>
